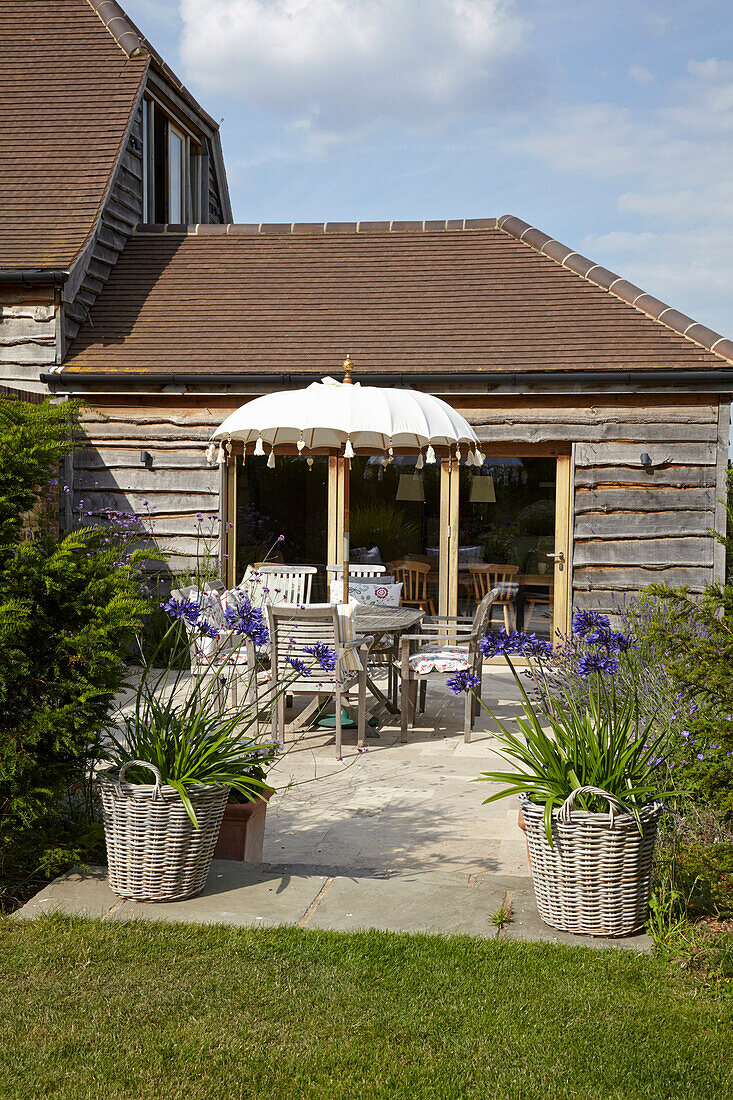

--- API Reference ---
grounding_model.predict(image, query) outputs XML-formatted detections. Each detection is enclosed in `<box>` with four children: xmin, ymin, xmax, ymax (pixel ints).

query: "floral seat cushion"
<box><xmin>408</xmin><ymin>646</ymin><xmax>470</xmax><ymax>674</ymax></box>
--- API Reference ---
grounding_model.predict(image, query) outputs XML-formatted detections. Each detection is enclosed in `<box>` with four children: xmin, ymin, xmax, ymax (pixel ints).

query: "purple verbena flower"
<box><xmin>446</xmin><ymin>670</ymin><xmax>481</xmax><ymax>695</ymax></box>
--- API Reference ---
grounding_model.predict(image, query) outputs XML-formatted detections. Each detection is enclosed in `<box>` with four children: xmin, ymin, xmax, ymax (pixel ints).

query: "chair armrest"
<box><xmin>342</xmin><ymin>636</ymin><xmax>371</xmax><ymax>650</ymax></box>
<box><xmin>423</xmin><ymin>615</ymin><xmax>473</xmax><ymax>624</ymax></box>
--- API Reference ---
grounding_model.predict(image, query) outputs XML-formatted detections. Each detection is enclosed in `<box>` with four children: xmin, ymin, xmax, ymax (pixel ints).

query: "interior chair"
<box><xmin>468</xmin><ymin>564</ymin><xmax>518</xmax><ymax>631</ymax></box>
<box><xmin>326</xmin><ymin>564</ymin><xmax>387</xmax><ymax>582</ymax></box>
<box><xmin>392</xmin><ymin>589</ymin><xmax>498</xmax><ymax>744</ymax></box>
<box><xmin>390</xmin><ymin>559</ymin><xmax>436</xmax><ymax>615</ymax></box>
<box><xmin>267</xmin><ymin>604</ymin><xmax>371</xmax><ymax>757</ymax></box>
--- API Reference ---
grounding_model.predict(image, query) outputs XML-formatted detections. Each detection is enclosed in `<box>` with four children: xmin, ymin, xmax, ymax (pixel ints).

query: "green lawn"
<box><xmin>0</xmin><ymin>917</ymin><xmax>730</xmax><ymax>1100</ymax></box>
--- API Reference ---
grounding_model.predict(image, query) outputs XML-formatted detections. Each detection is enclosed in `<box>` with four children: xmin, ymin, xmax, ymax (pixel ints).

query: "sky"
<box><xmin>124</xmin><ymin>0</ymin><xmax>733</xmax><ymax>340</ymax></box>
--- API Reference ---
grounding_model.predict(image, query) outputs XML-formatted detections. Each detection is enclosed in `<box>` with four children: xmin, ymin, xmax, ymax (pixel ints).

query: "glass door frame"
<box><xmin>222</xmin><ymin>445</ymin><xmax>572</xmax><ymax>641</ymax></box>
<box><xmin>441</xmin><ymin>446</ymin><xmax>572</xmax><ymax>641</ymax></box>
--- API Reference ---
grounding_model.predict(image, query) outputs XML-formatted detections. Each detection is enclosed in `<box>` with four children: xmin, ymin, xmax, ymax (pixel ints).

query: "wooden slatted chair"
<box><xmin>468</xmin><ymin>564</ymin><xmax>518</xmax><ymax>631</ymax></box>
<box><xmin>390</xmin><ymin>559</ymin><xmax>436</xmax><ymax>615</ymax></box>
<box><xmin>393</xmin><ymin>589</ymin><xmax>498</xmax><ymax>744</ymax></box>
<box><xmin>170</xmin><ymin>583</ymin><xmax>262</xmax><ymax>728</ymax></box>
<box><xmin>241</xmin><ymin>564</ymin><xmax>317</xmax><ymax>606</ymax></box>
<box><xmin>267</xmin><ymin>604</ymin><xmax>371</xmax><ymax>757</ymax></box>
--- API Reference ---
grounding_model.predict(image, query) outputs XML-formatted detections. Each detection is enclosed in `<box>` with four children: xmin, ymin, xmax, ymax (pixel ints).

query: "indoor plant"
<box><xmin>452</xmin><ymin>615</ymin><xmax>670</xmax><ymax>936</ymax></box>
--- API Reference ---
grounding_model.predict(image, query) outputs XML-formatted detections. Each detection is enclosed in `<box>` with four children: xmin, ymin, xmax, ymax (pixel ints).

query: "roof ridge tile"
<box><xmin>497</xmin><ymin>213</ymin><xmax>733</xmax><ymax>366</ymax></box>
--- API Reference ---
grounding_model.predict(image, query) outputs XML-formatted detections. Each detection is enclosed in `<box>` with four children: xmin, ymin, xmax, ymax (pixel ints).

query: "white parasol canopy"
<box><xmin>209</xmin><ymin>368</ymin><xmax>482</xmax><ymax>600</ymax></box>
<box><xmin>211</xmin><ymin>376</ymin><xmax>479</xmax><ymax>457</ymax></box>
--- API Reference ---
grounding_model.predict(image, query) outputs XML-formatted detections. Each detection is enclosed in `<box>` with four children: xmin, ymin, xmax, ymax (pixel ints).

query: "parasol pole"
<box><xmin>341</xmin><ymin>354</ymin><xmax>354</xmax><ymax>602</ymax></box>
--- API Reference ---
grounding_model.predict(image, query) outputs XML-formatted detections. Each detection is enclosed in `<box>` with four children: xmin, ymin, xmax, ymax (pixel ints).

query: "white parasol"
<box><xmin>209</xmin><ymin>359</ymin><xmax>482</xmax><ymax>599</ymax></box>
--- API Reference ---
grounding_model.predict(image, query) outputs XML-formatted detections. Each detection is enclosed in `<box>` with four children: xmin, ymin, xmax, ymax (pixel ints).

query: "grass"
<box><xmin>0</xmin><ymin>917</ymin><xmax>731</xmax><ymax>1100</ymax></box>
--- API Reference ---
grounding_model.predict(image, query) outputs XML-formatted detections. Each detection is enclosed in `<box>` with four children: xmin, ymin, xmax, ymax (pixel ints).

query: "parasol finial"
<box><xmin>342</xmin><ymin>354</ymin><xmax>354</xmax><ymax>384</ymax></box>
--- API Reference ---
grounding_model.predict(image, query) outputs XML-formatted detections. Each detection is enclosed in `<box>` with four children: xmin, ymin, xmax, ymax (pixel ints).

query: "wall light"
<box><xmin>140</xmin><ymin>450</ymin><xmax>153</xmax><ymax>469</ymax></box>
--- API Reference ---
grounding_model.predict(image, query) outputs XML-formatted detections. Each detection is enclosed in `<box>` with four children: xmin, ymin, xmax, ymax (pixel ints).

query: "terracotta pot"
<box><xmin>517</xmin><ymin>806</ymin><xmax>532</xmax><ymax>870</ymax></box>
<box><xmin>213</xmin><ymin>788</ymin><xmax>273</xmax><ymax>862</ymax></box>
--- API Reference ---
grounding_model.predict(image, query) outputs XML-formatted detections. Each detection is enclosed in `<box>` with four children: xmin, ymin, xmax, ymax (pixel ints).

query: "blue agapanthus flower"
<box><xmin>285</xmin><ymin>655</ymin><xmax>310</xmax><ymax>677</ymax></box>
<box><xmin>446</xmin><ymin>670</ymin><xmax>481</xmax><ymax>695</ymax></box>
<box><xmin>223</xmin><ymin>598</ymin><xmax>270</xmax><ymax>646</ymax></box>
<box><xmin>587</xmin><ymin>626</ymin><xmax>635</xmax><ymax>654</ymax></box>
<box><xmin>480</xmin><ymin>629</ymin><xmax>519</xmax><ymax>658</ymax></box>
<box><xmin>572</xmin><ymin>609</ymin><xmax>610</xmax><ymax>638</ymax></box>
<box><xmin>577</xmin><ymin>652</ymin><xmax>619</xmax><ymax>677</ymax></box>
<box><xmin>164</xmin><ymin>596</ymin><xmax>201</xmax><ymax>625</ymax></box>
<box><xmin>480</xmin><ymin>630</ymin><xmax>553</xmax><ymax>659</ymax></box>
<box><xmin>304</xmin><ymin>642</ymin><xmax>338</xmax><ymax>671</ymax></box>
<box><xmin>198</xmin><ymin>620</ymin><xmax>220</xmax><ymax>639</ymax></box>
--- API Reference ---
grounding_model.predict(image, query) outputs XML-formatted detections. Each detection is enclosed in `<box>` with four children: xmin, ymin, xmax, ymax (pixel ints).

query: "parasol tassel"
<box><xmin>267</xmin><ymin>449</ymin><xmax>276</xmax><ymax>468</ymax></box>
<box><xmin>344</xmin><ymin>438</ymin><xmax>355</xmax><ymax>459</ymax></box>
<box><xmin>205</xmin><ymin>442</ymin><xmax>215</xmax><ymax>465</ymax></box>
<box><xmin>216</xmin><ymin>442</ymin><xmax>225</xmax><ymax>464</ymax></box>
<box><xmin>425</xmin><ymin>445</ymin><xmax>436</xmax><ymax>464</ymax></box>
<box><xmin>465</xmin><ymin>449</ymin><xmax>474</xmax><ymax>467</ymax></box>
<box><xmin>297</xmin><ymin>437</ymin><xmax>305</xmax><ymax>452</ymax></box>
<box><xmin>475</xmin><ymin>449</ymin><xmax>484</xmax><ymax>466</ymax></box>
<box><xmin>225</xmin><ymin>438</ymin><xmax>232</xmax><ymax>457</ymax></box>
<box><xmin>416</xmin><ymin>452</ymin><xmax>424</xmax><ymax>470</ymax></box>
<box><xmin>254</xmin><ymin>436</ymin><xmax>265</xmax><ymax>456</ymax></box>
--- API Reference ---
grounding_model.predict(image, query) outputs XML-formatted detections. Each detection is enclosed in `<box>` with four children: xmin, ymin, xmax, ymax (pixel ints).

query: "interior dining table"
<box><xmin>353</xmin><ymin>605</ymin><xmax>425</xmax><ymax>717</ymax></box>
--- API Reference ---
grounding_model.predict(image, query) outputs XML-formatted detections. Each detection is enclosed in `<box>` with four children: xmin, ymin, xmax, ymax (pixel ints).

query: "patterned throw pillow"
<box><xmin>330</xmin><ymin>580</ymin><xmax>403</xmax><ymax>606</ymax></box>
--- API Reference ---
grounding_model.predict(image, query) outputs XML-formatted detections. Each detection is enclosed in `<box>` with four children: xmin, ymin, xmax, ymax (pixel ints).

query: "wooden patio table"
<box><xmin>353</xmin><ymin>605</ymin><xmax>424</xmax><ymax>716</ymax></box>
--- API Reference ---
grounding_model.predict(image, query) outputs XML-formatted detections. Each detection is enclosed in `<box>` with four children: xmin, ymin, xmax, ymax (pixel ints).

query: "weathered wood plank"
<box><xmin>574</xmin><ymin>565</ymin><xmax>713</xmax><ymax>590</ymax></box>
<box><xmin>82</xmin><ymin>424</ymin><xmax>213</xmax><ymax>443</ymax></box>
<box><xmin>574</xmin><ymin>511</ymin><xmax>713</xmax><ymax>538</ymax></box>
<box><xmin>75</xmin><ymin>448</ymin><xmax>209</xmax><ymax>471</ymax></box>
<box><xmin>574</xmin><ymin>487</ymin><xmax>716</xmax><ymax>513</ymax></box>
<box><xmin>575</xmin><ymin>466</ymin><xmax>715</xmax><ymax>489</ymax></box>
<box><xmin>575</xmin><ymin>442</ymin><xmax>715</xmax><ymax>467</ymax></box>
<box><xmin>474</xmin><ymin>422</ymin><xmax>717</xmax><ymax>445</ymax></box>
<box><xmin>79</xmin><ymin>490</ymin><xmax>219</xmax><ymax>513</ymax></box>
<box><xmin>574</xmin><ymin>537</ymin><xmax>713</xmax><ymax>568</ymax></box>
<box><xmin>74</xmin><ymin>468</ymin><xmax>217</xmax><ymax>492</ymax></box>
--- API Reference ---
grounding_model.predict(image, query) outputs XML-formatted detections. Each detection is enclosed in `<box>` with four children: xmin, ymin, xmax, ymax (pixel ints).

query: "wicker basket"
<box><xmin>99</xmin><ymin>760</ymin><xmax>229</xmax><ymax>903</ymax></box>
<box><xmin>521</xmin><ymin>786</ymin><xmax>663</xmax><ymax>937</ymax></box>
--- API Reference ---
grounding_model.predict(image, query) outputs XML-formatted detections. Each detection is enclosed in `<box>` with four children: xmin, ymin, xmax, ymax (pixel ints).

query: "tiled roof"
<box><xmin>0</xmin><ymin>0</ymin><xmax>147</xmax><ymax>270</ymax></box>
<box><xmin>0</xmin><ymin>0</ymin><xmax>223</xmax><ymax>273</ymax></box>
<box><xmin>61</xmin><ymin>218</ymin><xmax>733</xmax><ymax>376</ymax></box>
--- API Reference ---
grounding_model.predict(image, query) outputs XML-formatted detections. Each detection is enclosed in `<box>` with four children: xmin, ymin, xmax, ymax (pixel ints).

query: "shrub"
<box><xmin>0</xmin><ymin>397</ymin><xmax>149</xmax><ymax>903</ymax></box>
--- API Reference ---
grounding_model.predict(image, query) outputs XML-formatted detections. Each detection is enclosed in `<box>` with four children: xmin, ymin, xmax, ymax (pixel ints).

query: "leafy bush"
<box><xmin>0</xmin><ymin>397</ymin><xmax>149</xmax><ymax>904</ymax></box>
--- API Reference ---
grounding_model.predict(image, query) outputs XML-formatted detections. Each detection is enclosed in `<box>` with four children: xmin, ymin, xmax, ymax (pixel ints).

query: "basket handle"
<box><xmin>559</xmin><ymin>785</ymin><xmax>630</xmax><ymax>827</ymax></box>
<box><xmin>118</xmin><ymin>759</ymin><xmax>163</xmax><ymax>798</ymax></box>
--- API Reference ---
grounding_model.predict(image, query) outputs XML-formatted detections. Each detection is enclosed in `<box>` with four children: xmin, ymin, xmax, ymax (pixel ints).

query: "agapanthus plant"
<box><xmin>450</xmin><ymin>614</ymin><xmax>670</xmax><ymax>844</ymax></box>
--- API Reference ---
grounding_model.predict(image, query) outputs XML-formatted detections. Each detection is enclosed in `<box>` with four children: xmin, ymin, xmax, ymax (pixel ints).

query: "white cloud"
<box><xmin>628</xmin><ymin>64</ymin><xmax>653</xmax><ymax>85</ymax></box>
<box><xmin>508</xmin><ymin>58</ymin><xmax>733</xmax><ymax>331</ymax></box>
<box><xmin>179</xmin><ymin>0</ymin><xmax>528</xmax><ymax>135</ymax></box>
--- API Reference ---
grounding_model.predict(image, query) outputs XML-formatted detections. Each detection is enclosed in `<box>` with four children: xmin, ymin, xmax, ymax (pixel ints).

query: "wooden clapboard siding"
<box><xmin>0</xmin><ymin>286</ymin><xmax>58</xmax><ymax>393</ymax></box>
<box><xmin>464</xmin><ymin>394</ymin><xmax>725</xmax><ymax>611</ymax></box>
<box><xmin>75</xmin><ymin>400</ymin><xmax>222</xmax><ymax>573</ymax></box>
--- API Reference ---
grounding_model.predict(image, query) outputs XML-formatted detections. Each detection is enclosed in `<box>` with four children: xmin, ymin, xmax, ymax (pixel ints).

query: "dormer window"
<box><xmin>141</xmin><ymin>97</ymin><xmax>201</xmax><ymax>224</ymax></box>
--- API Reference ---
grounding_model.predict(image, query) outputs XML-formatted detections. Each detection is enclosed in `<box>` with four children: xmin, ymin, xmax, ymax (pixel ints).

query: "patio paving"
<box><xmin>15</xmin><ymin>666</ymin><xmax>651</xmax><ymax>950</ymax></box>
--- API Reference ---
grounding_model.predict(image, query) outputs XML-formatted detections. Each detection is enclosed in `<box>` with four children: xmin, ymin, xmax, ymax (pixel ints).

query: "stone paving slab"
<box><xmin>13</xmin><ymin>863</ymin><xmax>651</xmax><ymax>951</ymax></box>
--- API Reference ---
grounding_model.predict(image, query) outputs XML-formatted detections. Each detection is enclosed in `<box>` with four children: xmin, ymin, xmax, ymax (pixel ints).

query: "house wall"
<box><xmin>0</xmin><ymin>285</ymin><xmax>58</xmax><ymax>394</ymax></box>
<box><xmin>70</xmin><ymin>390</ymin><xmax>729</xmax><ymax>608</ymax></box>
<box><xmin>453</xmin><ymin>393</ymin><xmax>730</xmax><ymax>613</ymax></box>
